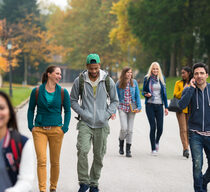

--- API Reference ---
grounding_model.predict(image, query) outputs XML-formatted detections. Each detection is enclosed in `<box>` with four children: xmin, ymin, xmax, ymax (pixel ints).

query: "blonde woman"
<box><xmin>142</xmin><ymin>62</ymin><xmax>168</xmax><ymax>155</ymax></box>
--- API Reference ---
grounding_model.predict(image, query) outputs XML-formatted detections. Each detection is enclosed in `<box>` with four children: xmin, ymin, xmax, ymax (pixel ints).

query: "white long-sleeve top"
<box><xmin>5</xmin><ymin>139</ymin><xmax>35</xmax><ymax>192</ymax></box>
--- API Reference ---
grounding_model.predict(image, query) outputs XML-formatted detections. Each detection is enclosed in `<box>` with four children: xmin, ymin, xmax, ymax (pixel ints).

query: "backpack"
<box><xmin>78</xmin><ymin>73</ymin><xmax>110</xmax><ymax>99</ymax></box>
<box><xmin>3</xmin><ymin>130</ymin><xmax>28</xmax><ymax>185</ymax></box>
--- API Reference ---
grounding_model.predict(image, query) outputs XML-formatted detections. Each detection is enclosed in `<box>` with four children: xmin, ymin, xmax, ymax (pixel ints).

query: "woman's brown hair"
<box><xmin>118</xmin><ymin>67</ymin><xmax>133</xmax><ymax>89</ymax></box>
<box><xmin>0</xmin><ymin>91</ymin><xmax>18</xmax><ymax>130</ymax></box>
<box><xmin>42</xmin><ymin>65</ymin><xmax>60</xmax><ymax>84</ymax></box>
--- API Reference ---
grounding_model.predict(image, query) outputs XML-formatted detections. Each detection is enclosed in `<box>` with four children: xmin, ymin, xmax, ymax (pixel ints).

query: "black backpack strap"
<box><xmin>105</xmin><ymin>75</ymin><xmax>110</xmax><ymax>97</ymax></box>
<box><xmin>79</xmin><ymin>73</ymin><xmax>84</xmax><ymax>99</ymax></box>
<box><xmin>75</xmin><ymin>74</ymin><xmax>84</xmax><ymax>121</ymax></box>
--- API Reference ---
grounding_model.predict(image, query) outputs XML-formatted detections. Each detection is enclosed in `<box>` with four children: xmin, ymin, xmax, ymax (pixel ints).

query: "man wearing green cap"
<box><xmin>70</xmin><ymin>53</ymin><xmax>118</xmax><ymax>192</ymax></box>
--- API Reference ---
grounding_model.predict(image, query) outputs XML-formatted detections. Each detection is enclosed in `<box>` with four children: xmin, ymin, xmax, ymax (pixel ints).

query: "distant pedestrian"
<box><xmin>0</xmin><ymin>91</ymin><xmax>34</xmax><ymax>192</ymax></box>
<box><xmin>142</xmin><ymin>62</ymin><xmax>168</xmax><ymax>155</ymax></box>
<box><xmin>179</xmin><ymin>63</ymin><xmax>210</xmax><ymax>192</ymax></box>
<box><xmin>70</xmin><ymin>53</ymin><xmax>118</xmax><ymax>192</ymax></box>
<box><xmin>116</xmin><ymin>67</ymin><xmax>142</xmax><ymax>157</ymax></box>
<box><xmin>173</xmin><ymin>66</ymin><xmax>192</xmax><ymax>158</ymax></box>
<box><xmin>27</xmin><ymin>65</ymin><xmax>71</xmax><ymax>192</ymax></box>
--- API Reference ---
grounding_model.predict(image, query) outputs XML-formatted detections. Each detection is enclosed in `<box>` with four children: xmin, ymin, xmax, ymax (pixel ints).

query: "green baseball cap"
<box><xmin>86</xmin><ymin>53</ymin><xmax>100</xmax><ymax>64</ymax></box>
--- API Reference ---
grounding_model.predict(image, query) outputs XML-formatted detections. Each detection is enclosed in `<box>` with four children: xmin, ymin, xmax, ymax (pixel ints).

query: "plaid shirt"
<box><xmin>118</xmin><ymin>83</ymin><xmax>131</xmax><ymax>112</ymax></box>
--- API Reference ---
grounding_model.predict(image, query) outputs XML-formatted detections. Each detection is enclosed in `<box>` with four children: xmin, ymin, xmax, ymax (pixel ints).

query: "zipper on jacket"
<box><xmin>93</xmin><ymin>98</ymin><xmax>96</xmax><ymax>127</ymax></box>
<box><xmin>202</xmin><ymin>90</ymin><xmax>205</xmax><ymax>131</ymax></box>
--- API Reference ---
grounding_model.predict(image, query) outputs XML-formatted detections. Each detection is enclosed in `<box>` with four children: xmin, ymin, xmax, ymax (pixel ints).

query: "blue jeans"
<box><xmin>145</xmin><ymin>103</ymin><xmax>163</xmax><ymax>151</ymax></box>
<box><xmin>189</xmin><ymin>131</ymin><xmax>210</xmax><ymax>192</ymax></box>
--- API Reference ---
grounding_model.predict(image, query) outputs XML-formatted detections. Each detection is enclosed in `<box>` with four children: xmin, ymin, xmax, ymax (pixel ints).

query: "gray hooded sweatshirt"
<box><xmin>70</xmin><ymin>69</ymin><xmax>119</xmax><ymax>128</ymax></box>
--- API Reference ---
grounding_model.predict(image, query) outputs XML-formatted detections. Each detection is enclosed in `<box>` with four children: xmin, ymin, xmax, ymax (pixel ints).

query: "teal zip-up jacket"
<box><xmin>27</xmin><ymin>83</ymin><xmax>71</xmax><ymax>133</ymax></box>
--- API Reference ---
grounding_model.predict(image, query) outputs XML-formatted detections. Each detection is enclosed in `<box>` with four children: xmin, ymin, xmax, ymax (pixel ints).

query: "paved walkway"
<box><xmin>16</xmin><ymin>85</ymin><xmax>209</xmax><ymax>192</ymax></box>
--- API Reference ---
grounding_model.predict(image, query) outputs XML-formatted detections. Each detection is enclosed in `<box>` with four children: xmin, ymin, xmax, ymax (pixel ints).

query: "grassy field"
<box><xmin>0</xmin><ymin>83</ymin><xmax>32</xmax><ymax>107</ymax></box>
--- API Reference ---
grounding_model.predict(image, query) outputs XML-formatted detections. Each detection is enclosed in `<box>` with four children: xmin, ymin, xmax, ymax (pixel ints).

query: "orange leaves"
<box><xmin>0</xmin><ymin>45</ymin><xmax>19</xmax><ymax>72</ymax></box>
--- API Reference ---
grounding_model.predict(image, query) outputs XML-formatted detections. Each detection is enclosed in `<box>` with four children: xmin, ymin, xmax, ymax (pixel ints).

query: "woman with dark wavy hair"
<box><xmin>0</xmin><ymin>91</ymin><xmax>34</xmax><ymax>192</ymax></box>
<box><xmin>116</xmin><ymin>67</ymin><xmax>142</xmax><ymax>157</ymax></box>
<box><xmin>173</xmin><ymin>66</ymin><xmax>192</xmax><ymax>158</ymax></box>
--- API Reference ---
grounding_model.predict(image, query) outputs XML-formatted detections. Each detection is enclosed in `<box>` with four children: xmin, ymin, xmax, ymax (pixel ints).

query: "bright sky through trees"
<box><xmin>37</xmin><ymin>0</ymin><xmax>68</xmax><ymax>9</ymax></box>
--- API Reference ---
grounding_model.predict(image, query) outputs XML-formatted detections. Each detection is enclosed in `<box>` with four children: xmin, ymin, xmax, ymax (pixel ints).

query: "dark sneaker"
<box><xmin>89</xmin><ymin>186</ymin><xmax>99</xmax><ymax>192</ymax></box>
<box><xmin>183</xmin><ymin>149</ymin><xmax>189</xmax><ymax>158</ymax></box>
<box><xmin>78</xmin><ymin>184</ymin><xmax>89</xmax><ymax>192</ymax></box>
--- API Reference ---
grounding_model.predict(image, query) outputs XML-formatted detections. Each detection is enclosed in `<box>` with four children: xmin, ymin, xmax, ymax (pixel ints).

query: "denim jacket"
<box><xmin>142</xmin><ymin>76</ymin><xmax>168</xmax><ymax>108</ymax></box>
<box><xmin>116</xmin><ymin>79</ymin><xmax>142</xmax><ymax>110</ymax></box>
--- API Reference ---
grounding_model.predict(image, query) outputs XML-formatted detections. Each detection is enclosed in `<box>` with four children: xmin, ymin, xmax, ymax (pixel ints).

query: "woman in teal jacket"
<box><xmin>27</xmin><ymin>65</ymin><xmax>71</xmax><ymax>192</ymax></box>
<box><xmin>116</xmin><ymin>67</ymin><xmax>141</xmax><ymax>157</ymax></box>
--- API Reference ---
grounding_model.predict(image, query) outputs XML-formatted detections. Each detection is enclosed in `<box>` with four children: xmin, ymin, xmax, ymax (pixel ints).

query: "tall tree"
<box><xmin>0</xmin><ymin>0</ymin><xmax>40</xmax><ymax>24</ymax></box>
<box><xmin>128</xmin><ymin>0</ymin><xmax>187</xmax><ymax>76</ymax></box>
<box><xmin>46</xmin><ymin>0</ymin><xmax>121</xmax><ymax>71</ymax></box>
<box><xmin>109</xmin><ymin>0</ymin><xmax>143</xmax><ymax>70</ymax></box>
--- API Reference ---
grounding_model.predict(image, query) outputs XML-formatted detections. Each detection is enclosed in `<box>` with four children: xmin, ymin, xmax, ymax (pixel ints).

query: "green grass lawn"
<box><xmin>0</xmin><ymin>84</ymin><xmax>32</xmax><ymax>107</ymax></box>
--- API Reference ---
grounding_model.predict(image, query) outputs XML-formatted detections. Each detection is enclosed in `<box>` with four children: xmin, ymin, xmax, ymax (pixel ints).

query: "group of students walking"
<box><xmin>0</xmin><ymin>53</ymin><xmax>210</xmax><ymax>192</ymax></box>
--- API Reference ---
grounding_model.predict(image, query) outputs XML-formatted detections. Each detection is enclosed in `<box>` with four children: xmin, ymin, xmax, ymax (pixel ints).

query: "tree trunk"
<box><xmin>0</xmin><ymin>74</ymin><xmax>2</xmax><ymax>87</ymax></box>
<box><xmin>208</xmin><ymin>52</ymin><xmax>210</xmax><ymax>74</ymax></box>
<box><xmin>169</xmin><ymin>48</ymin><xmax>176</xmax><ymax>77</ymax></box>
<box><xmin>24</xmin><ymin>54</ymin><xmax>28</xmax><ymax>85</ymax></box>
<box><xmin>162</xmin><ymin>59</ymin><xmax>167</xmax><ymax>75</ymax></box>
<box><xmin>187</xmin><ymin>54</ymin><xmax>193</xmax><ymax>68</ymax></box>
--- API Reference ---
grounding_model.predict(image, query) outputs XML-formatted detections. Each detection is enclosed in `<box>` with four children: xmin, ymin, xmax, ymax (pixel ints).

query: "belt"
<box><xmin>42</xmin><ymin>126</ymin><xmax>52</xmax><ymax>130</ymax></box>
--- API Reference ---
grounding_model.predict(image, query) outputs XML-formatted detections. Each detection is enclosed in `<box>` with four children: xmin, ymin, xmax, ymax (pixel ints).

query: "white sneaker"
<box><xmin>151</xmin><ymin>150</ymin><xmax>158</xmax><ymax>156</ymax></box>
<box><xmin>155</xmin><ymin>143</ymin><xmax>159</xmax><ymax>152</ymax></box>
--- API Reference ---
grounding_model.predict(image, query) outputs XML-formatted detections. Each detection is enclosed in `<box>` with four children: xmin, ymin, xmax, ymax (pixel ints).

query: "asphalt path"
<box><xmin>16</xmin><ymin>85</ymin><xmax>209</xmax><ymax>192</ymax></box>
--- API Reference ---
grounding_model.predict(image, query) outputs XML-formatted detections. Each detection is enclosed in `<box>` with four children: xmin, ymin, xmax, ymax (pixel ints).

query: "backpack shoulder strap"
<box><xmin>61</xmin><ymin>88</ymin><xmax>64</xmax><ymax>106</ymax></box>
<box><xmin>9</xmin><ymin>130</ymin><xmax>23</xmax><ymax>167</ymax></box>
<box><xmin>35</xmin><ymin>86</ymin><xmax>39</xmax><ymax>105</ymax></box>
<box><xmin>79</xmin><ymin>74</ymin><xmax>84</xmax><ymax>99</ymax></box>
<box><xmin>105</xmin><ymin>75</ymin><xmax>110</xmax><ymax>97</ymax></box>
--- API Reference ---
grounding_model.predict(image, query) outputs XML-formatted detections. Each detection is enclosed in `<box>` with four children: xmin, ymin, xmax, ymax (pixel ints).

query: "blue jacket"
<box><xmin>178</xmin><ymin>84</ymin><xmax>210</xmax><ymax>132</ymax></box>
<box><xmin>142</xmin><ymin>76</ymin><xmax>168</xmax><ymax>108</ymax></box>
<box><xmin>116</xmin><ymin>79</ymin><xmax>142</xmax><ymax>110</ymax></box>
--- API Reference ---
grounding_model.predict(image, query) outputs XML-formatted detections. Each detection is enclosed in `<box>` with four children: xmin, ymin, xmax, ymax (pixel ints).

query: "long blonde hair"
<box><xmin>145</xmin><ymin>62</ymin><xmax>165</xmax><ymax>85</ymax></box>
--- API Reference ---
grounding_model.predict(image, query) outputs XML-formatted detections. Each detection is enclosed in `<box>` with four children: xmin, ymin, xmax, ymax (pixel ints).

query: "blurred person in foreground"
<box><xmin>0</xmin><ymin>91</ymin><xmax>34</xmax><ymax>192</ymax></box>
